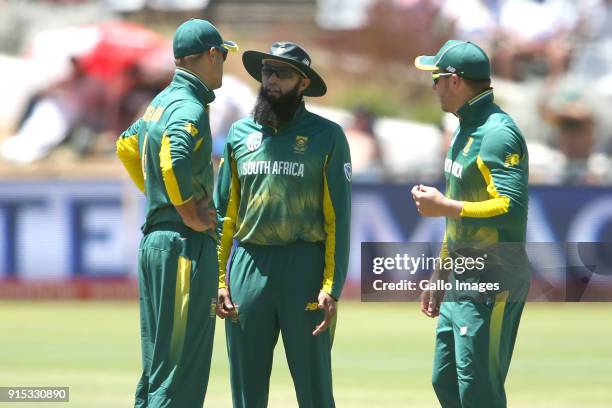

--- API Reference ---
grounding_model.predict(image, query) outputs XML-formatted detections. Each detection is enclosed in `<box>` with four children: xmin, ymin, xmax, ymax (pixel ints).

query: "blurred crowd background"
<box><xmin>0</xmin><ymin>0</ymin><xmax>611</xmax><ymax>185</ymax></box>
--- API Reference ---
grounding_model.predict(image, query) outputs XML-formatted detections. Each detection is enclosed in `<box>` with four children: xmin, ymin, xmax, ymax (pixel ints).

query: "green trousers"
<box><xmin>135</xmin><ymin>223</ymin><xmax>218</xmax><ymax>408</ymax></box>
<box><xmin>432</xmin><ymin>282</ymin><xmax>529</xmax><ymax>408</ymax></box>
<box><xmin>226</xmin><ymin>241</ymin><xmax>336</xmax><ymax>408</ymax></box>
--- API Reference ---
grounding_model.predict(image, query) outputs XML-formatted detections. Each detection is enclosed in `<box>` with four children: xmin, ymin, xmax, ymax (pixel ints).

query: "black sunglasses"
<box><xmin>558</xmin><ymin>118</ymin><xmax>588</xmax><ymax>132</ymax></box>
<box><xmin>261</xmin><ymin>64</ymin><xmax>302</xmax><ymax>80</ymax></box>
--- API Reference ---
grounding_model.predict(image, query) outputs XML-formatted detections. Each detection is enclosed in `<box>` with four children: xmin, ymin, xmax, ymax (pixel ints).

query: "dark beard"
<box><xmin>252</xmin><ymin>83</ymin><xmax>302</xmax><ymax>128</ymax></box>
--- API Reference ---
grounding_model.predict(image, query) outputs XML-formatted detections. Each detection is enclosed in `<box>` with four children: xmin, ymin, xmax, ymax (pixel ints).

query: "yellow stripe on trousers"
<box><xmin>489</xmin><ymin>290</ymin><xmax>509</xmax><ymax>379</ymax></box>
<box><xmin>170</xmin><ymin>256</ymin><xmax>191</xmax><ymax>365</ymax></box>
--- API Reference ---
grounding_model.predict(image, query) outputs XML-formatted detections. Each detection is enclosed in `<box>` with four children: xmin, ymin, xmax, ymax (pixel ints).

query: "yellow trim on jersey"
<box><xmin>321</xmin><ymin>156</ymin><xmax>336</xmax><ymax>294</ymax></box>
<box><xmin>439</xmin><ymin>231</ymin><xmax>449</xmax><ymax>261</ymax></box>
<box><xmin>160</xmin><ymin>133</ymin><xmax>191</xmax><ymax>205</ymax></box>
<box><xmin>460</xmin><ymin>155</ymin><xmax>510</xmax><ymax>218</ymax></box>
<box><xmin>194</xmin><ymin>138</ymin><xmax>204</xmax><ymax>152</ymax></box>
<box><xmin>489</xmin><ymin>290</ymin><xmax>508</xmax><ymax>377</ymax></box>
<box><xmin>218</xmin><ymin>157</ymin><xmax>241</xmax><ymax>289</ymax></box>
<box><xmin>116</xmin><ymin>133</ymin><xmax>145</xmax><ymax>192</ymax></box>
<box><xmin>141</xmin><ymin>132</ymin><xmax>149</xmax><ymax>183</ymax></box>
<box><xmin>170</xmin><ymin>256</ymin><xmax>191</xmax><ymax>364</ymax></box>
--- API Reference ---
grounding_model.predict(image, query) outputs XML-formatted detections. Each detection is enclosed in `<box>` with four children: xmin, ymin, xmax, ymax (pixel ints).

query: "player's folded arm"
<box><xmin>321</xmin><ymin>125</ymin><xmax>352</xmax><ymax>300</ymax></box>
<box><xmin>116</xmin><ymin>119</ymin><xmax>145</xmax><ymax>192</ymax></box>
<box><xmin>460</xmin><ymin>127</ymin><xmax>528</xmax><ymax>228</ymax></box>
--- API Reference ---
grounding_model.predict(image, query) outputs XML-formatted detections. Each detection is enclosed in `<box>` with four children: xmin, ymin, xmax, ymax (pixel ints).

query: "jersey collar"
<box><xmin>172</xmin><ymin>68</ymin><xmax>216</xmax><ymax>104</ymax></box>
<box><xmin>291</xmin><ymin>101</ymin><xmax>308</xmax><ymax>123</ymax></box>
<box><xmin>457</xmin><ymin>88</ymin><xmax>494</xmax><ymax>124</ymax></box>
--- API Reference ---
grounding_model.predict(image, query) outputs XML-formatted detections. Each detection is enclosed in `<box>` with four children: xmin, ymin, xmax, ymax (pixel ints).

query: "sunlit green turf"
<box><xmin>0</xmin><ymin>301</ymin><xmax>610</xmax><ymax>407</ymax></box>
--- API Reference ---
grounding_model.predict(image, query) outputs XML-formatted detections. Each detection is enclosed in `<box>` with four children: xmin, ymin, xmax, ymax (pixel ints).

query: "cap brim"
<box><xmin>222</xmin><ymin>40</ymin><xmax>239</xmax><ymax>53</ymax></box>
<box><xmin>414</xmin><ymin>55</ymin><xmax>439</xmax><ymax>71</ymax></box>
<box><xmin>242</xmin><ymin>50</ymin><xmax>327</xmax><ymax>97</ymax></box>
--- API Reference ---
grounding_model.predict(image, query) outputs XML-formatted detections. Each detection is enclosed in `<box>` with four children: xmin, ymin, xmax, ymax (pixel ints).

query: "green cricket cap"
<box><xmin>414</xmin><ymin>40</ymin><xmax>490</xmax><ymax>80</ymax></box>
<box><xmin>173</xmin><ymin>18</ymin><xmax>238</xmax><ymax>59</ymax></box>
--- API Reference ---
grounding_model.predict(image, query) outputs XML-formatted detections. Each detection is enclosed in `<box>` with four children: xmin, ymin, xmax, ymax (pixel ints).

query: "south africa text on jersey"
<box><xmin>240</xmin><ymin>160</ymin><xmax>305</xmax><ymax>177</ymax></box>
<box><xmin>444</xmin><ymin>158</ymin><xmax>463</xmax><ymax>179</ymax></box>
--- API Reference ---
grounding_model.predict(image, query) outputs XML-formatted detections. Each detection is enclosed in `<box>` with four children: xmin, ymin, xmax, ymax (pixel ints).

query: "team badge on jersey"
<box><xmin>344</xmin><ymin>163</ymin><xmax>352</xmax><ymax>182</ymax></box>
<box><xmin>293</xmin><ymin>135</ymin><xmax>309</xmax><ymax>154</ymax></box>
<box><xmin>246</xmin><ymin>132</ymin><xmax>262</xmax><ymax>151</ymax></box>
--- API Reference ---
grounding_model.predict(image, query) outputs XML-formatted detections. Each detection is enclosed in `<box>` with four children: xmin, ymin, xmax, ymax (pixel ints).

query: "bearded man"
<box><xmin>214</xmin><ymin>42</ymin><xmax>352</xmax><ymax>408</ymax></box>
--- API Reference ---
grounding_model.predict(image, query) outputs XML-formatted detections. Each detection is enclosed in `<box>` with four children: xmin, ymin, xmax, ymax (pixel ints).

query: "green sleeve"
<box><xmin>460</xmin><ymin>126</ymin><xmax>528</xmax><ymax>228</ymax></box>
<box><xmin>321</xmin><ymin>126</ymin><xmax>352</xmax><ymax>300</ymax></box>
<box><xmin>159</xmin><ymin>119</ymin><xmax>196</xmax><ymax>206</ymax></box>
<box><xmin>116</xmin><ymin>119</ymin><xmax>145</xmax><ymax>192</ymax></box>
<box><xmin>214</xmin><ymin>126</ymin><xmax>241</xmax><ymax>289</ymax></box>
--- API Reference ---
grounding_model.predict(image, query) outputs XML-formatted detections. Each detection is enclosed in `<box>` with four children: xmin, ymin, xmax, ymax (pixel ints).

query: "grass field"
<box><xmin>0</xmin><ymin>301</ymin><xmax>611</xmax><ymax>408</ymax></box>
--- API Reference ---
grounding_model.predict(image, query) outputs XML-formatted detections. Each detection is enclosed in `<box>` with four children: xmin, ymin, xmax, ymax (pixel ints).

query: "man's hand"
<box><xmin>420</xmin><ymin>288</ymin><xmax>445</xmax><ymax>318</ymax></box>
<box><xmin>196</xmin><ymin>197</ymin><xmax>217</xmax><ymax>230</ymax></box>
<box><xmin>411</xmin><ymin>184</ymin><xmax>462</xmax><ymax>218</ymax></box>
<box><xmin>312</xmin><ymin>291</ymin><xmax>337</xmax><ymax>336</ymax></box>
<box><xmin>175</xmin><ymin>196</ymin><xmax>216</xmax><ymax>232</ymax></box>
<box><xmin>216</xmin><ymin>288</ymin><xmax>236</xmax><ymax>319</ymax></box>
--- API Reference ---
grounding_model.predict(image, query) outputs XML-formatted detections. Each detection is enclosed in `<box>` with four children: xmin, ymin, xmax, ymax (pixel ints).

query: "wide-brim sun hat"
<box><xmin>243</xmin><ymin>42</ymin><xmax>327</xmax><ymax>97</ymax></box>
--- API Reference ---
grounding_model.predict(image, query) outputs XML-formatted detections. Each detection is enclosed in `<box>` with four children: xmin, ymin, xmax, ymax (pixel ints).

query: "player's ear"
<box><xmin>299</xmin><ymin>77</ymin><xmax>311</xmax><ymax>93</ymax></box>
<box><xmin>208</xmin><ymin>47</ymin><xmax>217</xmax><ymax>64</ymax></box>
<box><xmin>452</xmin><ymin>74</ymin><xmax>460</xmax><ymax>87</ymax></box>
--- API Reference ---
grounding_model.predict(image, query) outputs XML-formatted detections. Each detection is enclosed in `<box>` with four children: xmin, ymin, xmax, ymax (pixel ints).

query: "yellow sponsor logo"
<box><xmin>304</xmin><ymin>302</ymin><xmax>319</xmax><ymax>311</ymax></box>
<box><xmin>185</xmin><ymin>123</ymin><xmax>199</xmax><ymax>137</ymax></box>
<box><xmin>462</xmin><ymin>137</ymin><xmax>474</xmax><ymax>156</ymax></box>
<box><xmin>504</xmin><ymin>153</ymin><xmax>520</xmax><ymax>167</ymax></box>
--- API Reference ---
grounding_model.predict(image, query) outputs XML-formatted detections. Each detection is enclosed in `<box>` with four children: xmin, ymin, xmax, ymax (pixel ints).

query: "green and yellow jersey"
<box><xmin>215</xmin><ymin>102</ymin><xmax>352</xmax><ymax>299</ymax></box>
<box><xmin>442</xmin><ymin>89</ymin><xmax>530</xmax><ymax>282</ymax></box>
<box><xmin>116</xmin><ymin>68</ymin><xmax>216</xmax><ymax>235</ymax></box>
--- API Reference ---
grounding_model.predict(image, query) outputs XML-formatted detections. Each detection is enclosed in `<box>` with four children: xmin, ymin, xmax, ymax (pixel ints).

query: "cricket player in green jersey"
<box><xmin>116</xmin><ymin>19</ymin><xmax>237</xmax><ymax>408</ymax></box>
<box><xmin>214</xmin><ymin>42</ymin><xmax>351</xmax><ymax>408</ymax></box>
<box><xmin>412</xmin><ymin>40</ymin><xmax>530</xmax><ymax>408</ymax></box>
